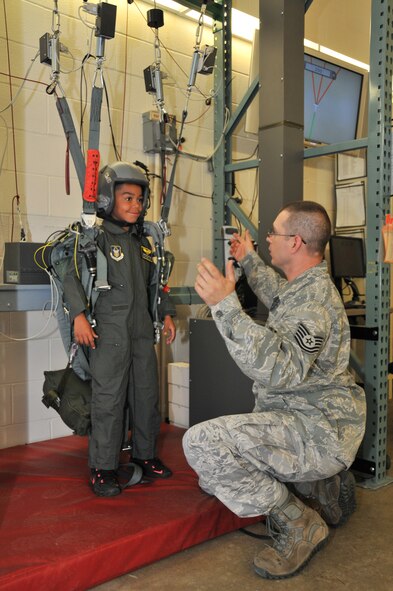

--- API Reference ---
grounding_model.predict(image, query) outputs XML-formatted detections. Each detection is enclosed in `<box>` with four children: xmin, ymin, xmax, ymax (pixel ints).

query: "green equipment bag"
<box><xmin>42</xmin><ymin>366</ymin><xmax>92</xmax><ymax>436</ymax></box>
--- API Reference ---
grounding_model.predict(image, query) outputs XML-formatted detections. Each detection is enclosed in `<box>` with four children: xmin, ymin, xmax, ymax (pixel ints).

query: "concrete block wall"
<box><xmin>0</xmin><ymin>0</ymin><xmax>258</xmax><ymax>447</ymax></box>
<box><xmin>0</xmin><ymin>310</ymin><xmax>72</xmax><ymax>447</ymax></box>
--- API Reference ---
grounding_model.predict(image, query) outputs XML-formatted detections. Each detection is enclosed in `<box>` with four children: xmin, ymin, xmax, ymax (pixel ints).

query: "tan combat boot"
<box><xmin>293</xmin><ymin>470</ymin><xmax>356</xmax><ymax>527</ymax></box>
<box><xmin>254</xmin><ymin>492</ymin><xmax>329</xmax><ymax>579</ymax></box>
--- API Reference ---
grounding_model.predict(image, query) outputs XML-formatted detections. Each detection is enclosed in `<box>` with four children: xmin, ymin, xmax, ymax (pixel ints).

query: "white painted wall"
<box><xmin>0</xmin><ymin>0</ymin><xmax>370</xmax><ymax>448</ymax></box>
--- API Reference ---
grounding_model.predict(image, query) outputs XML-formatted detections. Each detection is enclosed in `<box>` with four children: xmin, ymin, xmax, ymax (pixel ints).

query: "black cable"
<box><xmin>147</xmin><ymin>171</ymin><xmax>212</xmax><ymax>199</ymax></box>
<box><xmin>173</xmin><ymin>183</ymin><xmax>212</xmax><ymax>199</ymax></box>
<box><xmin>79</xmin><ymin>55</ymin><xmax>90</xmax><ymax>157</ymax></box>
<box><xmin>248</xmin><ymin>167</ymin><xmax>259</xmax><ymax>219</ymax></box>
<box><xmin>147</xmin><ymin>170</ymin><xmax>212</xmax><ymax>199</ymax></box>
<box><xmin>103</xmin><ymin>76</ymin><xmax>121</xmax><ymax>160</ymax></box>
<box><xmin>233</xmin><ymin>183</ymin><xmax>244</xmax><ymax>205</ymax></box>
<box><xmin>249</xmin><ymin>196</ymin><xmax>258</xmax><ymax>219</ymax></box>
<box><xmin>233</xmin><ymin>145</ymin><xmax>259</xmax><ymax>161</ymax></box>
<box><xmin>231</xmin><ymin>211</ymin><xmax>241</xmax><ymax>232</ymax></box>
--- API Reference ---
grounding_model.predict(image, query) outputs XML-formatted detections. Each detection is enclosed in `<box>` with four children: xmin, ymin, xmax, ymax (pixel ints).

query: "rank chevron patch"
<box><xmin>294</xmin><ymin>323</ymin><xmax>324</xmax><ymax>354</ymax></box>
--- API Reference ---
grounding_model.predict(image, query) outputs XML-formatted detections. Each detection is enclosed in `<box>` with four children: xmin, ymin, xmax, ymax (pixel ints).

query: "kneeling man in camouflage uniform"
<box><xmin>183</xmin><ymin>201</ymin><xmax>366</xmax><ymax>579</ymax></box>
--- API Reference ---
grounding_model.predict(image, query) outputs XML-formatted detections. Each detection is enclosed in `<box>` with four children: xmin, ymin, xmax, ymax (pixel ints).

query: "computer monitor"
<box><xmin>329</xmin><ymin>235</ymin><xmax>366</xmax><ymax>278</ymax></box>
<box><xmin>245</xmin><ymin>32</ymin><xmax>369</xmax><ymax>144</ymax></box>
<box><xmin>304</xmin><ymin>53</ymin><xmax>366</xmax><ymax>144</ymax></box>
<box><xmin>329</xmin><ymin>235</ymin><xmax>366</xmax><ymax>303</ymax></box>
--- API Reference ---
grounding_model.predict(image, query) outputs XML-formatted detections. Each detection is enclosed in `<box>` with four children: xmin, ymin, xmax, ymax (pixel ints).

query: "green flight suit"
<box><xmin>63</xmin><ymin>219</ymin><xmax>174</xmax><ymax>469</ymax></box>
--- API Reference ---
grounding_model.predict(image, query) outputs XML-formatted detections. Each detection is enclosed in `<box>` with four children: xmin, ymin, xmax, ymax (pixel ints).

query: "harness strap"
<box><xmin>118</xmin><ymin>463</ymin><xmax>145</xmax><ymax>489</ymax></box>
<box><xmin>77</xmin><ymin>226</ymin><xmax>110</xmax><ymax>320</ymax></box>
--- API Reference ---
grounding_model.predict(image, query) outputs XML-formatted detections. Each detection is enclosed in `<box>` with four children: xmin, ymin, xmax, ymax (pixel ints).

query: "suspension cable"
<box><xmin>160</xmin><ymin>0</ymin><xmax>209</xmax><ymax>228</ymax></box>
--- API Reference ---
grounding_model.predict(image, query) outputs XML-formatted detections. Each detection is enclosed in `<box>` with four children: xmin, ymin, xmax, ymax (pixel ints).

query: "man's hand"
<box><xmin>163</xmin><ymin>315</ymin><xmax>176</xmax><ymax>345</ymax></box>
<box><xmin>73</xmin><ymin>313</ymin><xmax>98</xmax><ymax>349</ymax></box>
<box><xmin>230</xmin><ymin>229</ymin><xmax>254</xmax><ymax>261</ymax></box>
<box><xmin>195</xmin><ymin>258</ymin><xmax>236</xmax><ymax>306</ymax></box>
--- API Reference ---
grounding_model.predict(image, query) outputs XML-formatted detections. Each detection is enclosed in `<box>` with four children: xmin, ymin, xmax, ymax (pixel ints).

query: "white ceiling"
<box><xmin>231</xmin><ymin>0</ymin><xmax>371</xmax><ymax>64</ymax></box>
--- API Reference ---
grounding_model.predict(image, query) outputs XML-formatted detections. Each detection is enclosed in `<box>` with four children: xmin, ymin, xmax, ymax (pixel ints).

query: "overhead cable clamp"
<box><xmin>144</xmin><ymin>8</ymin><xmax>168</xmax><ymax>123</ymax></box>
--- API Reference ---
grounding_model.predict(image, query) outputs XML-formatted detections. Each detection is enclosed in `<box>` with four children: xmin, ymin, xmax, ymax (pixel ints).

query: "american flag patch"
<box><xmin>294</xmin><ymin>323</ymin><xmax>324</xmax><ymax>354</ymax></box>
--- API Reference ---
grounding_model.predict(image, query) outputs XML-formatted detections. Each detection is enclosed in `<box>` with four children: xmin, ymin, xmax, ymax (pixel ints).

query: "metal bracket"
<box><xmin>351</xmin><ymin>457</ymin><xmax>376</xmax><ymax>478</ymax></box>
<box><xmin>349</xmin><ymin>325</ymin><xmax>379</xmax><ymax>341</ymax></box>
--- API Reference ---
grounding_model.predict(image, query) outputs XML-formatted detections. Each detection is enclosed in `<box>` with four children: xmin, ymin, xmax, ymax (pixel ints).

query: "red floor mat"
<box><xmin>0</xmin><ymin>425</ymin><xmax>259</xmax><ymax>591</ymax></box>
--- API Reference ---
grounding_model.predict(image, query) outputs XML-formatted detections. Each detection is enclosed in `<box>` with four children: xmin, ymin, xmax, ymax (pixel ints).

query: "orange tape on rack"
<box><xmin>83</xmin><ymin>149</ymin><xmax>100</xmax><ymax>202</ymax></box>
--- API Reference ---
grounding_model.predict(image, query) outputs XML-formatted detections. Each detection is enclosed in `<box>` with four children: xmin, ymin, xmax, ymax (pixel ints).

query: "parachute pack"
<box><xmin>39</xmin><ymin>218</ymin><xmax>174</xmax><ymax>433</ymax></box>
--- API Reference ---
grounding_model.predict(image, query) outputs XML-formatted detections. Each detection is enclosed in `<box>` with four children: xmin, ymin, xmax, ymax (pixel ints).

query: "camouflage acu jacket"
<box><xmin>210</xmin><ymin>252</ymin><xmax>366</xmax><ymax>466</ymax></box>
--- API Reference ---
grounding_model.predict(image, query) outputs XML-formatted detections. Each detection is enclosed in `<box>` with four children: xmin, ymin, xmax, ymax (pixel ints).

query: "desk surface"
<box><xmin>0</xmin><ymin>284</ymin><xmax>52</xmax><ymax>312</ymax></box>
<box><xmin>0</xmin><ymin>283</ymin><xmax>189</xmax><ymax>312</ymax></box>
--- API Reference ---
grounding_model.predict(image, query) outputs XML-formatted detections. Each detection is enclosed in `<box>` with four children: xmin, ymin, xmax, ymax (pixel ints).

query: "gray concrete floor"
<box><xmin>92</xmin><ymin>414</ymin><xmax>393</xmax><ymax>591</ymax></box>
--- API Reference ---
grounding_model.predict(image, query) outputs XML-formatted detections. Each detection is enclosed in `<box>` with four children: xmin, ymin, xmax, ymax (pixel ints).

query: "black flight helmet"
<box><xmin>96</xmin><ymin>161</ymin><xmax>150</xmax><ymax>219</ymax></box>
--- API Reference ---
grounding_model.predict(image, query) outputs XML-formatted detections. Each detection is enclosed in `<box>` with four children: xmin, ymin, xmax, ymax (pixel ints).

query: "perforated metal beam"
<box><xmin>357</xmin><ymin>0</ymin><xmax>393</xmax><ymax>488</ymax></box>
<box><xmin>212</xmin><ymin>2</ymin><xmax>233</xmax><ymax>272</ymax></box>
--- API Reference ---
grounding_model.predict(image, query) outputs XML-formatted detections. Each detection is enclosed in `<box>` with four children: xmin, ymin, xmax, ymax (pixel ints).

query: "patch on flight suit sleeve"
<box><xmin>110</xmin><ymin>245</ymin><xmax>124</xmax><ymax>261</ymax></box>
<box><xmin>140</xmin><ymin>244</ymin><xmax>154</xmax><ymax>262</ymax></box>
<box><xmin>294</xmin><ymin>323</ymin><xmax>324</xmax><ymax>354</ymax></box>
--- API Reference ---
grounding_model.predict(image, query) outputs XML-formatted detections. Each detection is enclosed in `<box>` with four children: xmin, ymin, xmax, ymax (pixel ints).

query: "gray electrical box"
<box><xmin>142</xmin><ymin>111</ymin><xmax>177</xmax><ymax>154</ymax></box>
<box><xmin>3</xmin><ymin>242</ymin><xmax>50</xmax><ymax>285</ymax></box>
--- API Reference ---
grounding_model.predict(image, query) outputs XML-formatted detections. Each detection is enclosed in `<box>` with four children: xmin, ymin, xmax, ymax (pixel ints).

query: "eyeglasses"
<box><xmin>267</xmin><ymin>230</ymin><xmax>307</xmax><ymax>245</ymax></box>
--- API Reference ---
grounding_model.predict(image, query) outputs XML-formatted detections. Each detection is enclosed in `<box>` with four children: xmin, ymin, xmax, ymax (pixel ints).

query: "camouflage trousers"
<box><xmin>182</xmin><ymin>411</ymin><xmax>345</xmax><ymax>518</ymax></box>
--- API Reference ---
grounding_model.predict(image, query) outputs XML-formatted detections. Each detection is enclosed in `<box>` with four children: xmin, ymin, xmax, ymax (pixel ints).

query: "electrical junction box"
<box><xmin>143</xmin><ymin>66</ymin><xmax>156</xmax><ymax>94</ymax></box>
<box><xmin>3</xmin><ymin>242</ymin><xmax>50</xmax><ymax>285</ymax></box>
<box><xmin>39</xmin><ymin>33</ymin><xmax>52</xmax><ymax>65</ymax></box>
<box><xmin>142</xmin><ymin>111</ymin><xmax>177</xmax><ymax>154</ymax></box>
<box><xmin>95</xmin><ymin>2</ymin><xmax>117</xmax><ymax>39</ymax></box>
<box><xmin>221</xmin><ymin>226</ymin><xmax>238</xmax><ymax>264</ymax></box>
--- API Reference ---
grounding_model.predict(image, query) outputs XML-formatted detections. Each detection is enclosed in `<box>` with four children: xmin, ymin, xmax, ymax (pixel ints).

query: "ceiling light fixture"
<box><xmin>305</xmin><ymin>39</ymin><xmax>369</xmax><ymax>71</ymax></box>
<box><xmin>153</xmin><ymin>0</ymin><xmax>188</xmax><ymax>13</ymax></box>
<box><xmin>319</xmin><ymin>45</ymin><xmax>370</xmax><ymax>72</ymax></box>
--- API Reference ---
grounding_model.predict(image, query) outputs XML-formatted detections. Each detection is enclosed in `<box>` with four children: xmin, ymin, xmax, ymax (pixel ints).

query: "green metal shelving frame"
<box><xmin>177</xmin><ymin>0</ymin><xmax>393</xmax><ymax>487</ymax></box>
<box><xmin>358</xmin><ymin>0</ymin><xmax>392</xmax><ymax>488</ymax></box>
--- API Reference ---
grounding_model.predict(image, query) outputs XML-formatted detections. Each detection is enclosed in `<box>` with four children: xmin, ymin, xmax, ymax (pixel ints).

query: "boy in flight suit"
<box><xmin>64</xmin><ymin>161</ymin><xmax>176</xmax><ymax>496</ymax></box>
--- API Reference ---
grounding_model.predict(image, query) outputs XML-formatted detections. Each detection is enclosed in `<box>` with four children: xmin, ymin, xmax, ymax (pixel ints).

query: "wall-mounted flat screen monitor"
<box><xmin>245</xmin><ymin>32</ymin><xmax>368</xmax><ymax>144</ymax></box>
<box><xmin>329</xmin><ymin>235</ymin><xmax>366</xmax><ymax>279</ymax></box>
<box><xmin>304</xmin><ymin>53</ymin><xmax>365</xmax><ymax>144</ymax></box>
